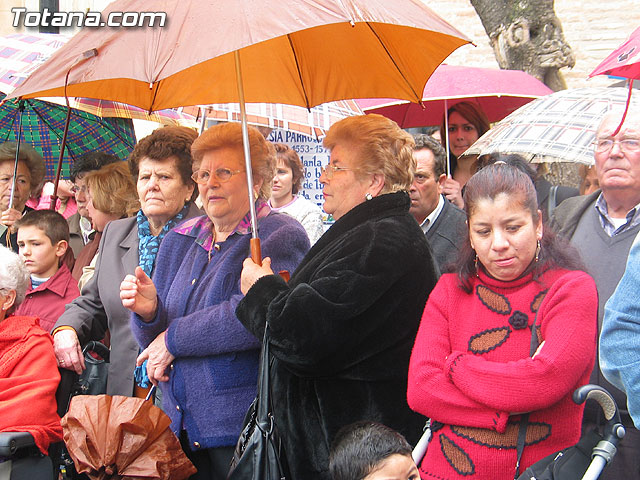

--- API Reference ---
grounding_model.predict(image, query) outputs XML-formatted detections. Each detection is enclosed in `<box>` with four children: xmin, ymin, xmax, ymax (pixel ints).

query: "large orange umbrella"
<box><xmin>9</xmin><ymin>0</ymin><xmax>470</xmax><ymax>110</ymax></box>
<box><xmin>10</xmin><ymin>0</ymin><xmax>470</xmax><ymax>260</ymax></box>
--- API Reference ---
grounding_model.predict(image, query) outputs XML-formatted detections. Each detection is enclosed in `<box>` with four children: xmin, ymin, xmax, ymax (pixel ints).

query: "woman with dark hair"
<box><xmin>269</xmin><ymin>143</ymin><xmax>324</xmax><ymax>244</ymax></box>
<box><xmin>52</xmin><ymin>126</ymin><xmax>201</xmax><ymax>398</ymax></box>
<box><xmin>407</xmin><ymin>162</ymin><xmax>597</xmax><ymax>479</ymax></box>
<box><xmin>438</xmin><ymin>102</ymin><xmax>490</xmax><ymax>209</ymax></box>
<box><xmin>479</xmin><ymin>153</ymin><xmax>579</xmax><ymax>222</ymax></box>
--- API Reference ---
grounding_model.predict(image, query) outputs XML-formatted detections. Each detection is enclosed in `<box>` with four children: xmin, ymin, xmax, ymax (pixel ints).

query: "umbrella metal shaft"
<box><xmin>444</xmin><ymin>98</ymin><xmax>451</xmax><ymax>177</ymax></box>
<box><xmin>8</xmin><ymin>101</ymin><xmax>26</xmax><ymax>210</ymax></box>
<box><xmin>235</xmin><ymin>51</ymin><xmax>261</xmax><ymax>264</ymax></box>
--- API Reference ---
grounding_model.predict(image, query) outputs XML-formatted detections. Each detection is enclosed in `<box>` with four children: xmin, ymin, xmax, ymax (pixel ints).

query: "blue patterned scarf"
<box><xmin>134</xmin><ymin>203</ymin><xmax>189</xmax><ymax>389</ymax></box>
<box><xmin>136</xmin><ymin>203</ymin><xmax>189</xmax><ymax>277</ymax></box>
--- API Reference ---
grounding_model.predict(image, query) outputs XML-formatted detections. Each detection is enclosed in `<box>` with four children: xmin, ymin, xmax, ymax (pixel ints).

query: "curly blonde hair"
<box><xmin>323</xmin><ymin>115</ymin><xmax>415</xmax><ymax>193</ymax></box>
<box><xmin>85</xmin><ymin>162</ymin><xmax>140</xmax><ymax>217</ymax></box>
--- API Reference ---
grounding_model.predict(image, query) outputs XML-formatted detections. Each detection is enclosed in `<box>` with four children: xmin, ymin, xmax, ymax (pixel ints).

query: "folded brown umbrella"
<box><xmin>62</xmin><ymin>395</ymin><xmax>196</xmax><ymax>480</ymax></box>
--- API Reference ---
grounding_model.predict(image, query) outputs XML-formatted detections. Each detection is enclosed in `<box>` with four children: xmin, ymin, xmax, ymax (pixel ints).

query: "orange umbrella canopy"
<box><xmin>10</xmin><ymin>0</ymin><xmax>471</xmax><ymax>111</ymax></box>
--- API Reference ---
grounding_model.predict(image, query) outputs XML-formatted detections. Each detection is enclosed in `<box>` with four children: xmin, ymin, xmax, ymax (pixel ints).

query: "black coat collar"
<box><xmin>313</xmin><ymin>191</ymin><xmax>410</xmax><ymax>251</ymax></box>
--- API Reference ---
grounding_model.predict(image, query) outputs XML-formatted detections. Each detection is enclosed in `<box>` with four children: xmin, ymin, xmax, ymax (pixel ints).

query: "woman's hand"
<box><xmin>440</xmin><ymin>177</ymin><xmax>464</xmax><ymax>209</ymax></box>
<box><xmin>136</xmin><ymin>331</ymin><xmax>174</xmax><ymax>385</ymax></box>
<box><xmin>53</xmin><ymin>329</ymin><xmax>85</xmax><ymax>374</ymax></box>
<box><xmin>0</xmin><ymin>207</ymin><xmax>23</xmax><ymax>230</ymax></box>
<box><xmin>120</xmin><ymin>266</ymin><xmax>158</xmax><ymax>321</ymax></box>
<box><xmin>240</xmin><ymin>257</ymin><xmax>274</xmax><ymax>295</ymax></box>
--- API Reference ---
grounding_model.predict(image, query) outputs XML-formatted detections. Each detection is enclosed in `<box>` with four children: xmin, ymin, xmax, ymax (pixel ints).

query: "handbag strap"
<box><xmin>256</xmin><ymin>322</ymin><xmax>272</xmax><ymax>419</ymax></box>
<box><xmin>515</xmin><ymin>309</ymin><xmax>541</xmax><ymax>479</ymax></box>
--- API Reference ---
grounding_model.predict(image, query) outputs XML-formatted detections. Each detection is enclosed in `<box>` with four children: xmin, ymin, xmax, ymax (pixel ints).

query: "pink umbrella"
<box><xmin>590</xmin><ymin>26</ymin><xmax>640</xmax><ymax>81</ymax></box>
<box><xmin>590</xmin><ymin>26</ymin><xmax>640</xmax><ymax>134</ymax></box>
<box><xmin>356</xmin><ymin>64</ymin><xmax>553</xmax><ymax>127</ymax></box>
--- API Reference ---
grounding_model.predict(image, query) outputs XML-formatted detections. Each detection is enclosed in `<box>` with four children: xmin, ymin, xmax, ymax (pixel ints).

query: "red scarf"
<box><xmin>0</xmin><ymin>315</ymin><xmax>63</xmax><ymax>454</ymax></box>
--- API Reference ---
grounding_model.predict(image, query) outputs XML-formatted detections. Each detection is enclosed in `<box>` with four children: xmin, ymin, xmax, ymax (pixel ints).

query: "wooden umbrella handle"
<box><xmin>250</xmin><ymin>238</ymin><xmax>262</xmax><ymax>266</ymax></box>
<box><xmin>250</xmin><ymin>237</ymin><xmax>289</xmax><ymax>281</ymax></box>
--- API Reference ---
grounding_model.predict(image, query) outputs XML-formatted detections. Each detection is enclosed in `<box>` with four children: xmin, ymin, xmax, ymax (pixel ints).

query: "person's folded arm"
<box><xmin>407</xmin><ymin>279</ymin><xmax>510</xmax><ymax>432</ymax></box>
<box><xmin>447</xmin><ymin>271</ymin><xmax>597</xmax><ymax>413</ymax></box>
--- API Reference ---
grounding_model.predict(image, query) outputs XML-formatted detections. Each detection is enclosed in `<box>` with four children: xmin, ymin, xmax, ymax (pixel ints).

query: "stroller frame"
<box><xmin>412</xmin><ymin>384</ymin><xmax>626</xmax><ymax>480</ymax></box>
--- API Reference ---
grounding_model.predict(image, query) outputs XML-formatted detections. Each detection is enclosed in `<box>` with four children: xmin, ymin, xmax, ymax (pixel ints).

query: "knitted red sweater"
<box><xmin>408</xmin><ymin>268</ymin><xmax>597</xmax><ymax>480</ymax></box>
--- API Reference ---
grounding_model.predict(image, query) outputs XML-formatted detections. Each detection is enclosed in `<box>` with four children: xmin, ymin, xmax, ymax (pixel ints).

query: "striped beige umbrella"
<box><xmin>465</xmin><ymin>87</ymin><xmax>634</xmax><ymax>166</ymax></box>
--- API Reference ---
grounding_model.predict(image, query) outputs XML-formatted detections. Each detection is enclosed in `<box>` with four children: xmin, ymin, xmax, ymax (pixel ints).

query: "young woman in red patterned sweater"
<box><xmin>408</xmin><ymin>161</ymin><xmax>598</xmax><ymax>480</ymax></box>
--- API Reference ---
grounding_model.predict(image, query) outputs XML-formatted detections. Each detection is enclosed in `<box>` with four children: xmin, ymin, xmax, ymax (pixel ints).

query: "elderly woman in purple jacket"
<box><xmin>120</xmin><ymin>123</ymin><xmax>309</xmax><ymax>479</ymax></box>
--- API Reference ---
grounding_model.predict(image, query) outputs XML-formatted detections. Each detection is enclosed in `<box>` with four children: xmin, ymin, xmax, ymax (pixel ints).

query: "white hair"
<box><xmin>597</xmin><ymin>105</ymin><xmax>640</xmax><ymax>136</ymax></box>
<box><xmin>0</xmin><ymin>245</ymin><xmax>30</xmax><ymax>309</ymax></box>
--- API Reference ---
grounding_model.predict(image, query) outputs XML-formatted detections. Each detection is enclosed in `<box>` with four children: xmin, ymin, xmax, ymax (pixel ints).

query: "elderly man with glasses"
<box><xmin>549</xmin><ymin>108</ymin><xmax>640</xmax><ymax>478</ymax></box>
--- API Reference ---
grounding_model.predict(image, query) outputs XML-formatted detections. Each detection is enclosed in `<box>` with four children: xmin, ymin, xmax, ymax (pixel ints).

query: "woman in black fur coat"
<box><xmin>237</xmin><ymin>114</ymin><xmax>440</xmax><ymax>480</ymax></box>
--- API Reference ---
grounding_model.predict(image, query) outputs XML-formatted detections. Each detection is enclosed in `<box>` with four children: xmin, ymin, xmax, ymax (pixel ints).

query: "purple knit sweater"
<box><xmin>131</xmin><ymin>211</ymin><xmax>309</xmax><ymax>449</ymax></box>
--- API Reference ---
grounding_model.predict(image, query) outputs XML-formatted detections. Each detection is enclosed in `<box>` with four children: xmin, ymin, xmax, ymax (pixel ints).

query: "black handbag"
<box><xmin>53</xmin><ymin>341</ymin><xmax>110</xmax><ymax>479</ymax></box>
<box><xmin>227</xmin><ymin>323</ymin><xmax>289</xmax><ymax>480</ymax></box>
<box><xmin>73</xmin><ymin>341</ymin><xmax>110</xmax><ymax>396</ymax></box>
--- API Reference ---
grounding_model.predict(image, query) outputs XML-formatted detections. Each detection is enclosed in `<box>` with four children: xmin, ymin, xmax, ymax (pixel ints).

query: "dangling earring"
<box><xmin>474</xmin><ymin>253</ymin><xmax>479</xmax><ymax>275</ymax></box>
<box><xmin>535</xmin><ymin>239</ymin><xmax>541</xmax><ymax>262</ymax></box>
<box><xmin>365</xmin><ymin>193</ymin><xmax>373</xmax><ymax>201</ymax></box>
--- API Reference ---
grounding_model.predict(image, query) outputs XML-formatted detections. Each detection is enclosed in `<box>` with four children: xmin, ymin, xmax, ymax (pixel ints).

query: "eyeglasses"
<box><xmin>191</xmin><ymin>168</ymin><xmax>244</xmax><ymax>185</ymax></box>
<box><xmin>320</xmin><ymin>164</ymin><xmax>353</xmax><ymax>179</ymax></box>
<box><xmin>594</xmin><ymin>137</ymin><xmax>640</xmax><ymax>154</ymax></box>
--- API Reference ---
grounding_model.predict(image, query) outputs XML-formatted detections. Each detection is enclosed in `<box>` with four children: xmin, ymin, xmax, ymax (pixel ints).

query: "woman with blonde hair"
<box><xmin>120</xmin><ymin>122</ymin><xmax>309</xmax><ymax>479</ymax></box>
<box><xmin>238</xmin><ymin>114</ymin><xmax>439</xmax><ymax>479</ymax></box>
<box><xmin>73</xmin><ymin>161</ymin><xmax>140</xmax><ymax>289</ymax></box>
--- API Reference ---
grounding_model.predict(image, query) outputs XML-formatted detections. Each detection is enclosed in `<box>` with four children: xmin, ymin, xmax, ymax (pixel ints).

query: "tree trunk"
<box><xmin>469</xmin><ymin>0</ymin><xmax>575</xmax><ymax>91</ymax></box>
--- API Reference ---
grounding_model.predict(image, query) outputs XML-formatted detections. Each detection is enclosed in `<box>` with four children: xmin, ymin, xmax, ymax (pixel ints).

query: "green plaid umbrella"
<box><xmin>0</xmin><ymin>93</ymin><xmax>135</xmax><ymax>180</ymax></box>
